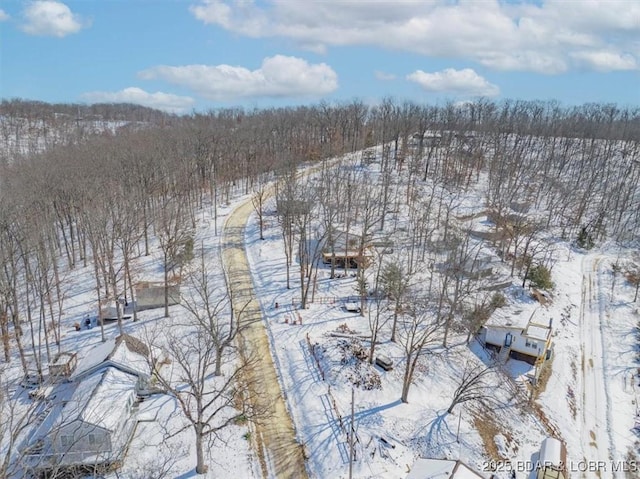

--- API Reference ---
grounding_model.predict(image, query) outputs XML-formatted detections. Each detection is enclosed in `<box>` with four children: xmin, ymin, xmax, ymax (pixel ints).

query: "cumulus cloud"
<box><xmin>138</xmin><ymin>55</ymin><xmax>338</xmax><ymax>100</ymax></box>
<box><xmin>81</xmin><ymin>88</ymin><xmax>195</xmax><ymax>114</ymax></box>
<box><xmin>407</xmin><ymin>68</ymin><xmax>500</xmax><ymax>97</ymax></box>
<box><xmin>188</xmin><ymin>0</ymin><xmax>640</xmax><ymax>74</ymax></box>
<box><xmin>0</xmin><ymin>9</ymin><xmax>10</xmax><ymax>22</ymax></box>
<box><xmin>21</xmin><ymin>1</ymin><xmax>88</xmax><ymax>37</ymax></box>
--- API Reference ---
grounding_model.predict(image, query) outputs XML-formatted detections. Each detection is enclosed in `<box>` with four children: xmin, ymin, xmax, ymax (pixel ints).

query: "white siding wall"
<box><xmin>55</xmin><ymin>421</ymin><xmax>111</xmax><ymax>455</ymax></box>
<box><xmin>484</xmin><ymin>327</ymin><xmax>545</xmax><ymax>359</ymax></box>
<box><xmin>484</xmin><ymin>327</ymin><xmax>518</xmax><ymax>347</ymax></box>
<box><xmin>510</xmin><ymin>334</ymin><xmax>545</xmax><ymax>357</ymax></box>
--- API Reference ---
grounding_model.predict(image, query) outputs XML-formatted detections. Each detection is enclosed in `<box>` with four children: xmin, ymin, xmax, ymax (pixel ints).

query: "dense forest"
<box><xmin>1</xmin><ymin>96</ymin><xmax>639</xmax><ymax>383</ymax></box>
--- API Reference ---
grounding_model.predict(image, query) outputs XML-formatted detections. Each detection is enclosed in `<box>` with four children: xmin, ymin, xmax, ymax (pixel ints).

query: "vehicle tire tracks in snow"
<box><xmin>579</xmin><ymin>255</ymin><xmax>617</xmax><ymax>477</ymax></box>
<box><xmin>222</xmin><ymin>197</ymin><xmax>309</xmax><ymax>479</ymax></box>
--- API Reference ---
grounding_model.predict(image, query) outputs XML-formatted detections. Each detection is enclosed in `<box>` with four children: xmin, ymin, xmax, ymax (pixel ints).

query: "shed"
<box><xmin>49</xmin><ymin>352</ymin><xmax>78</xmax><ymax>379</ymax></box>
<box><xmin>135</xmin><ymin>281</ymin><xmax>181</xmax><ymax>311</ymax></box>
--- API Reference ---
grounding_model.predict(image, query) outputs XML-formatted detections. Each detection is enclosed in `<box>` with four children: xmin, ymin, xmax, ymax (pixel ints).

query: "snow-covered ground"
<box><xmin>240</xmin><ymin>155</ymin><xmax>640</xmax><ymax>478</ymax></box>
<box><xmin>3</xmin><ymin>144</ymin><xmax>640</xmax><ymax>479</ymax></box>
<box><xmin>543</xmin><ymin>247</ymin><xmax>640</xmax><ymax>478</ymax></box>
<box><xmin>2</xmin><ymin>197</ymin><xmax>259</xmax><ymax>479</ymax></box>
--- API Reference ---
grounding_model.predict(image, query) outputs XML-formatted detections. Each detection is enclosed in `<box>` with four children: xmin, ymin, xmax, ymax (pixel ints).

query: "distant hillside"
<box><xmin>0</xmin><ymin>99</ymin><xmax>175</xmax><ymax>162</ymax></box>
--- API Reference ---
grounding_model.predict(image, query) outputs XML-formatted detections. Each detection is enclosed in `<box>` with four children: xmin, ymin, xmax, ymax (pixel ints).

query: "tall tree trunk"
<box><xmin>195</xmin><ymin>424</ymin><xmax>207</xmax><ymax>474</ymax></box>
<box><xmin>1</xmin><ymin>305</ymin><xmax>10</xmax><ymax>362</ymax></box>
<box><xmin>164</xmin><ymin>251</ymin><xmax>170</xmax><ymax>318</ymax></box>
<box><xmin>215</xmin><ymin>346</ymin><xmax>223</xmax><ymax>377</ymax></box>
<box><xmin>92</xmin><ymin>248</ymin><xmax>106</xmax><ymax>342</ymax></box>
<box><xmin>127</xmin><ymin>258</ymin><xmax>138</xmax><ymax>322</ymax></box>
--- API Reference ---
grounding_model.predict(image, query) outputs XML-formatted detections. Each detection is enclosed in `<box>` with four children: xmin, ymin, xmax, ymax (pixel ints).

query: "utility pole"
<box><xmin>349</xmin><ymin>387</ymin><xmax>355</xmax><ymax>479</ymax></box>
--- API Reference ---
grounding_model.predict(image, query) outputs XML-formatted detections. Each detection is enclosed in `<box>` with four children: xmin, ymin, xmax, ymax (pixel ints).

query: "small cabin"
<box><xmin>323</xmin><ymin>230</ymin><xmax>373</xmax><ymax>269</ymax></box>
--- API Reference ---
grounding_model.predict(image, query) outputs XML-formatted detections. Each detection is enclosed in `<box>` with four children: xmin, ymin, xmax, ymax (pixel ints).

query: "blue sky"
<box><xmin>1</xmin><ymin>0</ymin><xmax>639</xmax><ymax>113</ymax></box>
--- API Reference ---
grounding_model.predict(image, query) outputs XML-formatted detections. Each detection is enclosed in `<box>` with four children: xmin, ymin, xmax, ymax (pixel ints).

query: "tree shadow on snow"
<box><xmin>422</xmin><ymin>411</ymin><xmax>456</xmax><ymax>451</ymax></box>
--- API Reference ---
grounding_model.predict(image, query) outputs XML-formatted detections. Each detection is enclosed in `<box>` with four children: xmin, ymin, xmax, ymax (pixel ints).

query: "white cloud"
<box><xmin>21</xmin><ymin>1</ymin><xmax>88</xmax><ymax>37</ymax></box>
<box><xmin>0</xmin><ymin>9</ymin><xmax>10</xmax><ymax>22</ymax></box>
<box><xmin>81</xmin><ymin>88</ymin><xmax>195</xmax><ymax>114</ymax></box>
<box><xmin>374</xmin><ymin>70</ymin><xmax>396</xmax><ymax>81</ymax></box>
<box><xmin>571</xmin><ymin>50</ymin><xmax>638</xmax><ymax>72</ymax></box>
<box><xmin>138</xmin><ymin>55</ymin><xmax>338</xmax><ymax>100</ymax></box>
<box><xmin>407</xmin><ymin>68</ymin><xmax>500</xmax><ymax>97</ymax></box>
<box><xmin>188</xmin><ymin>0</ymin><xmax>640</xmax><ymax>74</ymax></box>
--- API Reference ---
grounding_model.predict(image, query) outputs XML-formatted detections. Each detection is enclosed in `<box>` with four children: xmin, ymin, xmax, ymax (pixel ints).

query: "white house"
<box><xmin>480</xmin><ymin>309</ymin><xmax>552</xmax><ymax>366</ymax></box>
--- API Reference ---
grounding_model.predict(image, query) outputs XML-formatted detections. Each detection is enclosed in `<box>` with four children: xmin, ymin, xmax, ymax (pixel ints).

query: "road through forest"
<box><xmin>222</xmin><ymin>197</ymin><xmax>308</xmax><ymax>479</ymax></box>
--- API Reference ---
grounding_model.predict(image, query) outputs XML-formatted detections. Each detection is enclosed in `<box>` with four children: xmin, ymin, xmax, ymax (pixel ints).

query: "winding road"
<box><xmin>222</xmin><ymin>196</ymin><xmax>308</xmax><ymax>479</ymax></box>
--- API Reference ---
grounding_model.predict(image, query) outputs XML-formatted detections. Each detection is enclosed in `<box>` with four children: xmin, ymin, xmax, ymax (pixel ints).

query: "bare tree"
<box><xmin>180</xmin><ymin>248</ymin><xmax>248</xmax><ymax>376</ymax></box>
<box><xmin>252</xmin><ymin>187</ymin><xmax>268</xmax><ymax>241</ymax></box>
<box><xmin>446</xmin><ymin>359</ymin><xmax>499</xmax><ymax>414</ymax></box>
<box><xmin>350</xmin><ymin>174</ymin><xmax>383</xmax><ymax>315</ymax></box>
<box><xmin>145</xmin><ymin>317</ymin><xmax>261</xmax><ymax>475</ymax></box>
<box><xmin>397</xmin><ymin>303</ymin><xmax>443</xmax><ymax>403</ymax></box>
<box><xmin>275</xmin><ymin>172</ymin><xmax>297</xmax><ymax>290</ymax></box>
<box><xmin>156</xmin><ymin>193</ymin><xmax>193</xmax><ymax>318</ymax></box>
<box><xmin>366</xmin><ymin>250</ymin><xmax>389</xmax><ymax>364</ymax></box>
<box><xmin>438</xmin><ymin>234</ymin><xmax>482</xmax><ymax>347</ymax></box>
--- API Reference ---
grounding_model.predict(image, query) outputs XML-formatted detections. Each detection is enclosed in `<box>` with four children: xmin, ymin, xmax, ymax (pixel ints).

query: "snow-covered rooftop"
<box><xmin>539</xmin><ymin>437</ymin><xmax>564</xmax><ymax>468</ymax></box>
<box><xmin>71</xmin><ymin>338</ymin><xmax>117</xmax><ymax>380</ymax></box>
<box><xmin>53</xmin><ymin>367</ymin><xmax>137</xmax><ymax>432</ymax></box>
<box><xmin>81</xmin><ymin>368</ymin><xmax>137</xmax><ymax>432</ymax></box>
<box><xmin>70</xmin><ymin>334</ymin><xmax>150</xmax><ymax>381</ymax></box>
<box><xmin>526</xmin><ymin>324</ymin><xmax>552</xmax><ymax>342</ymax></box>
<box><xmin>485</xmin><ymin>304</ymin><xmax>535</xmax><ymax>330</ymax></box>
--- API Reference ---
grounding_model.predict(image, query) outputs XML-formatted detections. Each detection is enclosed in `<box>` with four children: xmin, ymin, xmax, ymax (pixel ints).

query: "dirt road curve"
<box><xmin>222</xmin><ymin>198</ymin><xmax>309</xmax><ymax>479</ymax></box>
